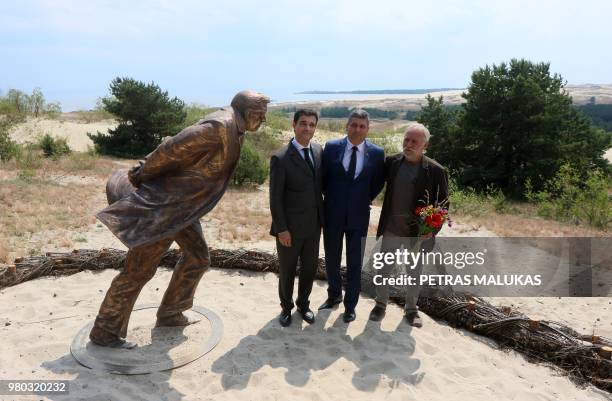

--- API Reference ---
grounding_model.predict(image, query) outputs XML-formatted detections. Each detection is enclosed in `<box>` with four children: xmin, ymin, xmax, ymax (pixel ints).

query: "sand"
<box><xmin>9</xmin><ymin>118</ymin><xmax>117</xmax><ymax>152</ymax></box>
<box><xmin>1</xmin><ymin>117</ymin><xmax>611</xmax><ymax>400</ymax></box>
<box><xmin>0</xmin><ymin>208</ymin><xmax>610</xmax><ymax>400</ymax></box>
<box><xmin>0</xmin><ymin>267</ymin><xmax>609</xmax><ymax>401</ymax></box>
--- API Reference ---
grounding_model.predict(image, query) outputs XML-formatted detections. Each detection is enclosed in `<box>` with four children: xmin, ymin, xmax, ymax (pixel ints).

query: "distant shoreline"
<box><xmin>296</xmin><ymin>88</ymin><xmax>464</xmax><ymax>95</ymax></box>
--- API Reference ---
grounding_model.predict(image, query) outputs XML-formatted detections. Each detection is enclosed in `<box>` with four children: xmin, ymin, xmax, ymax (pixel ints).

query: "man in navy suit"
<box><xmin>319</xmin><ymin>109</ymin><xmax>385</xmax><ymax>322</ymax></box>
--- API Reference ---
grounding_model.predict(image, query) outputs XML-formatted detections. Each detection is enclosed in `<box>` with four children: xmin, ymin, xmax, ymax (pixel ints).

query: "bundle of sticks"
<box><xmin>1</xmin><ymin>248</ymin><xmax>610</xmax><ymax>392</ymax></box>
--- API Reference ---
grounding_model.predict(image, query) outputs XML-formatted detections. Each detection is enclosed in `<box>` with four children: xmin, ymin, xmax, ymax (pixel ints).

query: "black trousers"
<box><xmin>276</xmin><ymin>230</ymin><xmax>321</xmax><ymax>312</ymax></box>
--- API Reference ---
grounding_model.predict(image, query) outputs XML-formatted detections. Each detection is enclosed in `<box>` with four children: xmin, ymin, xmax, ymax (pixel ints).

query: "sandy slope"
<box><xmin>9</xmin><ymin>118</ymin><xmax>116</xmax><ymax>152</ymax></box>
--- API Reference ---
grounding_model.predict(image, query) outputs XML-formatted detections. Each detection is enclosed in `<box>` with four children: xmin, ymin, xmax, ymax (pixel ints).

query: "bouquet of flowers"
<box><xmin>415</xmin><ymin>204</ymin><xmax>451</xmax><ymax>236</ymax></box>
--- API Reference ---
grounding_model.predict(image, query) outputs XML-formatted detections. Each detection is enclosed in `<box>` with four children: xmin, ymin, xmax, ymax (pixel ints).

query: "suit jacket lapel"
<box><xmin>337</xmin><ymin>137</ymin><xmax>348</xmax><ymax>178</ymax></box>
<box><xmin>312</xmin><ymin>144</ymin><xmax>322</xmax><ymax>176</ymax></box>
<box><xmin>355</xmin><ymin>141</ymin><xmax>371</xmax><ymax>181</ymax></box>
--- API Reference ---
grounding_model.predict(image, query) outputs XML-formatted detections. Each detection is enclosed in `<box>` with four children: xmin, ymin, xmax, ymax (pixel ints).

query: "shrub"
<box><xmin>263</xmin><ymin>110</ymin><xmax>292</xmax><ymax>131</ymax></box>
<box><xmin>249</xmin><ymin>126</ymin><xmax>283</xmax><ymax>158</ymax></box>
<box><xmin>0</xmin><ymin>129</ymin><xmax>20</xmax><ymax>162</ymax></box>
<box><xmin>38</xmin><ymin>134</ymin><xmax>71</xmax><ymax>158</ymax></box>
<box><xmin>233</xmin><ymin>140</ymin><xmax>267</xmax><ymax>186</ymax></box>
<box><xmin>525</xmin><ymin>164</ymin><xmax>611</xmax><ymax>229</ymax></box>
<box><xmin>183</xmin><ymin>104</ymin><xmax>218</xmax><ymax>127</ymax></box>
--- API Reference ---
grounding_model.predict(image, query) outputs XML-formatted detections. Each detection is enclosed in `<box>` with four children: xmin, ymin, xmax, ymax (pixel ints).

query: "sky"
<box><xmin>1</xmin><ymin>0</ymin><xmax>611</xmax><ymax>111</ymax></box>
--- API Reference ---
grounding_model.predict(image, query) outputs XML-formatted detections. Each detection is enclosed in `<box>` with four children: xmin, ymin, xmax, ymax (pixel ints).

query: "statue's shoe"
<box><xmin>155</xmin><ymin>313</ymin><xmax>198</xmax><ymax>327</ymax></box>
<box><xmin>89</xmin><ymin>327</ymin><xmax>137</xmax><ymax>349</ymax></box>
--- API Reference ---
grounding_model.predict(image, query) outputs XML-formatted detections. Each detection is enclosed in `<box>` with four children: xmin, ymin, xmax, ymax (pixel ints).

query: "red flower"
<box><xmin>426</xmin><ymin>213</ymin><xmax>443</xmax><ymax>228</ymax></box>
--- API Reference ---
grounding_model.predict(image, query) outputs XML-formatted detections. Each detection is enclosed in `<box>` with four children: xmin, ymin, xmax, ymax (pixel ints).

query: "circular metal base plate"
<box><xmin>70</xmin><ymin>304</ymin><xmax>223</xmax><ymax>374</ymax></box>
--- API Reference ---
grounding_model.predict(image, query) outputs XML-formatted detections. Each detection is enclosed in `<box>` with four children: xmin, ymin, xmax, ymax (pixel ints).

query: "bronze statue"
<box><xmin>89</xmin><ymin>90</ymin><xmax>270</xmax><ymax>347</ymax></box>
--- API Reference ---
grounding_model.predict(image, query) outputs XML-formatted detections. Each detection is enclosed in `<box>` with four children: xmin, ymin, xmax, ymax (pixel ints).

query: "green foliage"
<box><xmin>38</xmin><ymin>134</ymin><xmax>71</xmax><ymax>158</ymax></box>
<box><xmin>319</xmin><ymin>106</ymin><xmax>400</xmax><ymax>119</ymax></box>
<box><xmin>525</xmin><ymin>164</ymin><xmax>611</xmax><ymax>229</ymax></box>
<box><xmin>263</xmin><ymin>110</ymin><xmax>292</xmax><ymax>131</ymax></box>
<box><xmin>404</xmin><ymin>110</ymin><xmax>420</xmax><ymax>120</ymax></box>
<box><xmin>0</xmin><ymin>88</ymin><xmax>61</xmax><ymax>118</ymax></box>
<box><xmin>362</xmin><ymin>108</ymin><xmax>399</xmax><ymax>119</ymax></box>
<box><xmin>416</xmin><ymin>95</ymin><xmax>461</xmax><ymax>169</ymax></box>
<box><xmin>320</xmin><ymin>106</ymin><xmax>350</xmax><ymax>118</ymax></box>
<box><xmin>317</xmin><ymin>119</ymin><xmax>344</xmax><ymax>133</ymax></box>
<box><xmin>249</xmin><ymin>126</ymin><xmax>284</xmax><ymax>158</ymax></box>
<box><xmin>233</xmin><ymin>140</ymin><xmax>267</xmax><ymax>186</ymax></box>
<box><xmin>437</xmin><ymin>59</ymin><xmax>611</xmax><ymax>199</ymax></box>
<box><xmin>0</xmin><ymin>119</ymin><xmax>21</xmax><ymax>162</ymax></box>
<box><xmin>88</xmin><ymin>77</ymin><xmax>186</xmax><ymax>158</ymax></box>
<box><xmin>576</xmin><ymin>104</ymin><xmax>612</xmax><ymax>132</ymax></box>
<box><xmin>448</xmin><ymin>176</ymin><xmax>515</xmax><ymax>216</ymax></box>
<box><xmin>183</xmin><ymin>103</ymin><xmax>218</xmax><ymax>127</ymax></box>
<box><xmin>368</xmin><ymin>132</ymin><xmax>402</xmax><ymax>154</ymax></box>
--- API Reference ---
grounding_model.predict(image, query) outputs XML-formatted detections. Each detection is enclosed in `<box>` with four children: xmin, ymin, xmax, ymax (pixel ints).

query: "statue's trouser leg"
<box><xmin>157</xmin><ymin>222</ymin><xmax>210</xmax><ymax>319</ymax></box>
<box><xmin>92</xmin><ymin>237</ymin><xmax>173</xmax><ymax>338</ymax></box>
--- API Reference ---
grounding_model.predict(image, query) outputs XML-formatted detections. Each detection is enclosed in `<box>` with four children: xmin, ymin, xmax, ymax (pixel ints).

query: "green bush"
<box><xmin>38</xmin><ymin>134</ymin><xmax>71</xmax><ymax>158</ymax></box>
<box><xmin>263</xmin><ymin>110</ymin><xmax>292</xmax><ymax>131</ymax></box>
<box><xmin>233</xmin><ymin>140</ymin><xmax>267</xmax><ymax>186</ymax></box>
<box><xmin>317</xmin><ymin>120</ymin><xmax>344</xmax><ymax>133</ymax></box>
<box><xmin>249</xmin><ymin>126</ymin><xmax>283</xmax><ymax>158</ymax></box>
<box><xmin>526</xmin><ymin>164</ymin><xmax>611</xmax><ymax>229</ymax></box>
<box><xmin>183</xmin><ymin>104</ymin><xmax>218</xmax><ymax>127</ymax></box>
<box><xmin>0</xmin><ymin>128</ymin><xmax>20</xmax><ymax>162</ymax></box>
<box><xmin>447</xmin><ymin>177</ymin><xmax>516</xmax><ymax>216</ymax></box>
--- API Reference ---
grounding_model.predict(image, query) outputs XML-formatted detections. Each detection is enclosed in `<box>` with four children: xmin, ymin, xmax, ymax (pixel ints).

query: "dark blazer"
<box><xmin>322</xmin><ymin>138</ymin><xmax>385</xmax><ymax>233</ymax></box>
<box><xmin>269</xmin><ymin>140</ymin><xmax>324</xmax><ymax>239</ymax></box>
<box><xmin>376</xmin><ymin>154</ymin><xmax>449</xmax><ymax>239</ymax></box>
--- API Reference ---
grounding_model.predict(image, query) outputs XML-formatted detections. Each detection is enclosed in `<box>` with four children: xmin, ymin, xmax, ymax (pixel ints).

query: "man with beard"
<box><xmin>369</xmin><ymin>123</ymin><xmax>449</xmax><ymax>328</ymax></box>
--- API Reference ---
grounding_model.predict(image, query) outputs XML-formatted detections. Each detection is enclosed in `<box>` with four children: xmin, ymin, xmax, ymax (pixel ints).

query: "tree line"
<box><xmin>0</xmin><ymin>88</ymin><xmax>62</xmax><ymax>118</ymax></box>
<box><xmin>417</xmin><ymin>59</ymin><xmax>610</xmax><ymax>201</ymax></box>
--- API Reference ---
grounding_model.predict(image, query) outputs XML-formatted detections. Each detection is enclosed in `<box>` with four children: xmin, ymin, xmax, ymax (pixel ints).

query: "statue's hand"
<box><xmin>128</xmin><ymin>161</ymin><xmax>145</xmax><ymax>187</ymax></box>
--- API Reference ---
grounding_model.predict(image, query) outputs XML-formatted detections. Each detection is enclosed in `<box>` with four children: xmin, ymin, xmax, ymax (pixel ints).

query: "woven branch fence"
<box><xmin>0</xmin><ymin>248</ymin><xmax>610</xmax><ymax>392</ymax></box>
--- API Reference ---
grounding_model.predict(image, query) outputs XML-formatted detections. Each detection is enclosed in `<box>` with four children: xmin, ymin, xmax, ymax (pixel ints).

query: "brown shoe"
<box><xmin>155</xmin><ymin>313</ymin><xmax>194</xmax><ymax>327</ymax></box>
<box><xmin>89</xmin><ymin>327</ymin><xmax>136</xmax><ymax>349</ymax></box>
<box><xmin>369</xmin><ymin>304</ymin><xmax>386</xmax><ymax>322</ymax></box>
<box><xmin>405</xmin><ymin>311</ymin><xmax>423</xmax><ymax>328</ymax></box>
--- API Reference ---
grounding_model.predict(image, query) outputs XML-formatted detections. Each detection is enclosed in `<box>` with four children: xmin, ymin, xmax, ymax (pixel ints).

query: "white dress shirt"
<box><xmin>342</xmin><ymin>138</ymin><xmax>366</xmax><ymax>179</ymax></box>
<box><xmin>291</xmin><ymin>138</ymin><xmax>313</xmax><ymax>161</ymax></box>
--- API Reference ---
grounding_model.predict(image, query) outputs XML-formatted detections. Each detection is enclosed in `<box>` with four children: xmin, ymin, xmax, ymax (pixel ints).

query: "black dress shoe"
<box><xmin>369</xmin><ymin>304</ymin><xmax>386</xmax><ymax>322</ymax></box>
<box><xmin>279</xmin><ymin>310</ymin><xmax>292</xmax><ymax>327</ymax></box>
<box><xmin>318</xmin><ymin>296</ymin><xmax>342</xmax><ymax>310</ymax></box>
<box><xmin>343</xmin><ymin>310</ymin><xmax>356</xmax><ymax>323</ymax></box>
<box><xmin>298</xmin><ymin>308</ymin><xmax>315</xmax><ymax>324</ymax></box>
<box><xmin>405</xmin><ymin>311</ymin><xmax>423</xmax><ymax>328</ymax></box>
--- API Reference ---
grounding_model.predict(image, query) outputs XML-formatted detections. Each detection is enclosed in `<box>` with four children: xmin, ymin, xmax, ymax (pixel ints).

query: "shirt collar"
<box><xmin>292</xmin><ymin>137</ymin><xmax>311</xmax><ymax>150</ymax></box>
<box><xmin>345</xmin><ymin>137</ymin><xmax>365</xmax><ymax>152</ymax></box>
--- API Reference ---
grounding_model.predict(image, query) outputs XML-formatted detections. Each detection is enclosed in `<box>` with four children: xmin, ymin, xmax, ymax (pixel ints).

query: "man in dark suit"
<box><xmin>369</xmin><ymin>123</ymin><xmax>449</xmax><ymax>328</ymax></box>
<box><xmin>319</xmin><ymin>109</ymin><xmax>385</xmax><ymax>323</ymax></box>
<box><xmin>269</xmin><ymin>109</ymin><xmax>324</xmax><ymax>327</ymax></box>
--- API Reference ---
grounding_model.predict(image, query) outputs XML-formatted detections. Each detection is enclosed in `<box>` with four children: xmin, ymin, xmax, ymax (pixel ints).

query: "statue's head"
<box><xmin>231</xmin><ymin>90</ymin><xmax>270</xmax><ymax>132</ymax></box>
